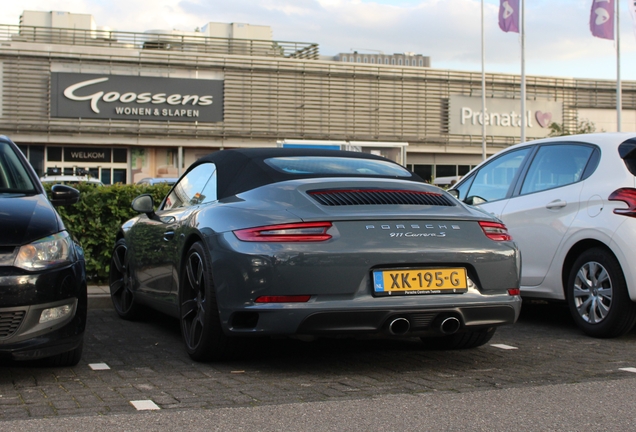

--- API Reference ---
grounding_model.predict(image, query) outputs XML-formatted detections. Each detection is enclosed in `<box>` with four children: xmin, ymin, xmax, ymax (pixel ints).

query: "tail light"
<box><xmin>479</xmin><ymin>221</ymin><xmax>512</xmax><ymax>241</ymax></box>
<box><xmin>234</xmin><ymin>222</ymin><xmax>332</xmax><ymax>242</ymax></box>
<box><xmin>609</xmin><ymin>188</ymin><xmax>636</xmax><ymax>217</ymax></box>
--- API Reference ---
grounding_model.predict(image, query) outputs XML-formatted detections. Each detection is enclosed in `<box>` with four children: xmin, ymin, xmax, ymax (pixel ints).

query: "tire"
<box><xmin>566</xmin><ymin>248</ymin><xmax>636</xmax><ymax>338</ymax></box>
<box><xmin>47</xmin><ymin>340</ymin><xmax>84</xmax><ymax>367</ymax></box>
<box><xmin>420</xmin><ymin>328</ymin><xmax>496</xmax><ymax>350</ymax></box>
<box><xmin>109</xmin><ymin>238</ymin><xmax>140</xmax><ymax>320</ymax></box>
<box><xmin>180</xmin><ymin>242</ymin><xmax>233</xmax><ymax>361</ymax></box>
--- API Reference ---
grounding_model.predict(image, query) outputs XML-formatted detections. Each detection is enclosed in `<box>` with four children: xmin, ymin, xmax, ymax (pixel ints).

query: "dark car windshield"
<box><xmin>264</xmin><ymin>156</ymin><xmax>412</xmax><ymax>177</ymax></box>
<box><xmin>0</xmin><ymin>141</ymin><xmax>37</xmax><ymax>194</ymax></box>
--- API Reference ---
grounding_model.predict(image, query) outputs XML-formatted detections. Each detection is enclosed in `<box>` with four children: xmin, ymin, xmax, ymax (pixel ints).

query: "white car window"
<box><xmin>520</xmin><ymin>145</ymin><xmax>593</xmax><ymax>195</ymax></box>
<box><xmin>466</xmin><ymin>148</ymin><xmax>531</xmax><ymax>203</ymax></box>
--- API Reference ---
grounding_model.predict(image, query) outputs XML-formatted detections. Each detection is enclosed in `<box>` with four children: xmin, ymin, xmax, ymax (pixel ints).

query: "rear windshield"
<box><xmin>264</xmin><ymin>156</ymin><xmax>412</xmax><ymax>177</ymax></box>
<box><xmin>0</xmin><ymin>142</ymin><xmax>37</xmax><ymax>193</ymax></box>
<box><xmin>619</xmin><ymin>140</ymin><xmax>636</xmax><ymax>176</ymax></box>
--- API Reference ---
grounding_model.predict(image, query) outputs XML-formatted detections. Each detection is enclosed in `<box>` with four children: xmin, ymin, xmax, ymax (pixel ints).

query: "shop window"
<box><xmin>391</xmin><ymin>58</ymin><xmax>396</xmax><ymax>65</ymax></box>
<box><xmin>405</xmin><ymin>60</ymin><xmax>409</xmax><ymax>66</ymax></box>
<box><xmin>419</xmin><ymin>59</ymin><xmax>424</xmax><ymax>66</ymax></box>
<box><xmin>371</xmin><ymin>58</ymin><xmax>375</xmax><ymax>64</ymax></box>
<box><xmin>48</xmin><ymin>147</ymin><xmax>62</xmax><ymax>162</ymax></box>
<box><xmin>18</xmin><ymin>145</ymin><xmax>45</xmax><ymax>177</ymax></box>
<box><xmin>64</xmin><ymin>167</ymin><xmax>74</xmax><ymax>175</ymax></box>
<box><xmin>113</xmin><ymin>168</ymin><xmax>127</xmax><ymax>184</ymax></box>
<box><xmin>458</xmin><ymin>165</ymin><xmax>471</xmax><ymax>176</ymax></box>
<box><xmin>29</xmin><ymin>146</ymin><xmax>44</xmax><ymax>177</ymax></box>
<box><xmin>101</xmin><ymin>169</ymin><xmax>112</xmax><ymax>185</ymax></box>
<box><xmin>435</xmin><ymin>165</ymin><xmax>457</xmax><ymax>178</ymax></box>
<box><xmin>88</xmin><ymin>168</ymin><xmax>99</xmax><ymax>179</ymax></box>
<box><xmin>363</xmin><ymin>57</ymin><xmax>368</xmax><ymax>63</ymax></box>
<box><xmin>412</xmin><ymin>164</ymin><xmax>433</xmax><ymax>183</ymax></box>
<box><xmin>113</xmin><ymin>148</ymin><xmax>127</xmax><ymax>163</ymax></box>
<box><xmin>385</xmin><ymin>58</ymin><xmax>389</xmax><ymax>64</ymax></box>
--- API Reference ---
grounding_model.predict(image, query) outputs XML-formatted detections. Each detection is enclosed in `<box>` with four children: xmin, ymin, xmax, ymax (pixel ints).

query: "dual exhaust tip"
<box><xmin>388</xmin><ymin>315</ymin><xmax>461</xmax><ymax>336</ymax></box>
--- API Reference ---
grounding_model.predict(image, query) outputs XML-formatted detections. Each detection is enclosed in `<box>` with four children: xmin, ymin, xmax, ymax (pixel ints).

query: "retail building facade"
<box><xmin>1</xmin><ymin>11</ymin><xmax>635</xmax><ymax>184</ymax></box>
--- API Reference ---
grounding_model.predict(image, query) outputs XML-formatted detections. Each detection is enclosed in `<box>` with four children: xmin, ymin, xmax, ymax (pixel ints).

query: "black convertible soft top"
<box><xmin>186</xmin><ymin>148</ymin><xmax>422</xmax><ymax>200</ymax></box>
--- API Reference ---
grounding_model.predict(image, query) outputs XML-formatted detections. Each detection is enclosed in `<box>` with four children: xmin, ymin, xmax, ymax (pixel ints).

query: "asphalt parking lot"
<box><xmin>2</xmin><ymin>300</ymin><xmax>636</xmax><ymax>421</ymax></box>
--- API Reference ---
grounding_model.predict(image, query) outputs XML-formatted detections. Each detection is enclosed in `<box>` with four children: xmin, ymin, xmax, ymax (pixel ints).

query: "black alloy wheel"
<box><xmin>109</xmin><ymin>238</ymin><xmax>139</xmax><ymax>320</ymax></box>
<box><xmin>180</xmin><ymin>241</ymin><xmax>229</xmax><ymax>361</ymax></box>
<box><xmin>567</xmin><ymin>248</ymin><xmax>636</xmax><ymax>338</ymax></box>
<box><xmin>47</xmin><ymin>341</ymin><xmax>84</xmax><ymax>367</ymax></box>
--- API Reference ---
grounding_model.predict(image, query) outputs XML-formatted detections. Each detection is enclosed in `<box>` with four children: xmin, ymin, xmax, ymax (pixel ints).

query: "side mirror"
<box><xmin>131</xmin><ymin>194</ymin><xmax>158</xmax><ymax>220</ymax></box>
<box><xmin>465</xmin><ymin>195</ymin><xmax>487</xmax><ymax>205</ymax></box>
<box><xmin>50</xmin><ymin>184</ymin><xmax>80</xmax><ymax>206</ymax></box>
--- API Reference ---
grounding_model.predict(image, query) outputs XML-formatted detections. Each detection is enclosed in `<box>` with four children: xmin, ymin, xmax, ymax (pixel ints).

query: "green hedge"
<box><xmin>45</xmin><ymin>183</ymin><xmax>172</xmax><ymax>284</ymax></box>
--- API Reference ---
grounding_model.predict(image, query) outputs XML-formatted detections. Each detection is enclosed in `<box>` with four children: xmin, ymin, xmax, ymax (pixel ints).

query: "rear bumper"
<box><xmin>225</xmin><ymin>296</ymin><xmax>522</xmax><ymax>337</ymax></box>
<box><xmin>610</xmin><ymin>220</ymin><xmax>636</xmax><ymax>301</ymax></box>
<box><xmin>295</xmin><ymin>304</ymin><xmax>518</xmax><ymax>336</ymax></box>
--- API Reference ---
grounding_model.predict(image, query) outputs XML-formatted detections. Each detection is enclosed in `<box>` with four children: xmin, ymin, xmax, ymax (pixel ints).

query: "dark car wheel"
<box><xmin>180</xmin><ymin>241</ymin><xmax>233</xmax><ymax>361</ymax></box>
<box><xmin>421</xmin><ymin>328</ymin><xmax>496</xmax><ymax>350</ymax></box>
<box><xmin>109</xmin><ymin>238</ymin><xmax>140</xmax><ymax>320</ymax></box>
<box><xmin>567</xmin><ymin>248</ymin><xmax>636</xmax><ymax>338</ymax></box>
<box><xmin>47</xmin><ymin>341</ymin><xmax>84</xmax><ymax>367</ymax></box>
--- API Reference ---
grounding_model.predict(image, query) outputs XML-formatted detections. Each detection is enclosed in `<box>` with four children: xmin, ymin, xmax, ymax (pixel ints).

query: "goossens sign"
<box><xmin>51</xmin><ymin>73</ymin><xmax>224</xmax><ymax>122</ymax></box>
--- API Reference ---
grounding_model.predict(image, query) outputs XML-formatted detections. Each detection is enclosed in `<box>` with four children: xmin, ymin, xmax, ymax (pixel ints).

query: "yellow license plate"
<box><xmin>373</xmin><ymin>268</ymin><xmax>467</xmax><ymax>296</ymax></box>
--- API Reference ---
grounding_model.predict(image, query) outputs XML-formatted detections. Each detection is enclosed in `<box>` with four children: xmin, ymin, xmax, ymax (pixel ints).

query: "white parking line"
<box><xmin>490</xmin><ymin>344</ymin><xmax>518</xmax><ymax>350</ymax></box>
<box><xmin>88</xmin><ymin>363</ymin><xmax>110</xmax><ymax>370</ymax></box>
<box><xmin>619</xmin><ymin>367</ymin><xmax>636</xmax><ymax>373</ymax></box>
<box><xmin>130</xmin><ymin>400</ymin><xmax>160</xmax><ymax>411</ymax></box>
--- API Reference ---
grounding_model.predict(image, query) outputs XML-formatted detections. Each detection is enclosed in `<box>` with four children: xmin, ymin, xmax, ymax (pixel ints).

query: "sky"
<box><xmin>1</xmin><ymin>0</ymin><xmax>635</xmax><ymax>81</ymax></box>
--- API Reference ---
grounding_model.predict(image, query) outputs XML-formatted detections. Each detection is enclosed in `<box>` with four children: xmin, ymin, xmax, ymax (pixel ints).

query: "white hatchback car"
<box><xmin>450</xmin><ymin>132</ymin><xmax>636</xmax><ymax>338</ymax></box>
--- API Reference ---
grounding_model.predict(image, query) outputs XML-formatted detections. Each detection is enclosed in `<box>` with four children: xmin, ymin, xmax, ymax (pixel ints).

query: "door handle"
<box><xmin>163</xmin><ymin>231</ymin><xmax>175</xmax><ymax>241</ymax></box>
<box><xmin>546</xmin><ymin>199</ymin><xmax>567</xmax><ymax>210</ymax></box>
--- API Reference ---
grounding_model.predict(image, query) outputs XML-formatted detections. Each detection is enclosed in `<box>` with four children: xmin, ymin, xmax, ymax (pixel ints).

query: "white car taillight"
<box><xmin>609</xmin><ymin>188</ymin><xmax>636</xmax><ymax>217</ymax></box>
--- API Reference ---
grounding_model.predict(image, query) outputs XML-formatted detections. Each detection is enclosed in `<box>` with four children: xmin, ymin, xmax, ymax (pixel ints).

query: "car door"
<box><xmin>497</xmin><ymin>144</ymin><xmax>595</xmax><ymax>286</ymax></box>
<box><xmin>133</xmin><ymin>163</ymin><xmax>218</xmax><ymax>303</ymax></box>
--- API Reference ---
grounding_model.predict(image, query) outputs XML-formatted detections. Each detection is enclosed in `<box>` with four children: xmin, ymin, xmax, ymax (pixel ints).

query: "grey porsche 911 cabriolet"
<box><xmin>109</xmin><ymin>148</ymin><xmax>521</xmax><ymax>361</ymax></box>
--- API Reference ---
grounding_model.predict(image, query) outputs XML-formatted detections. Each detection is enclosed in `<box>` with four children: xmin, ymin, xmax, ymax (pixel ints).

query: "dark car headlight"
<box><xmin>14</xmin><ymin>231</ymin><xmax>74</xmax><ymax>270</ymax></box>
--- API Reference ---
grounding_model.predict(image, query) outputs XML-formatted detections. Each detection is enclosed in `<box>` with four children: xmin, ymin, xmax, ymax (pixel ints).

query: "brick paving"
<box><xmin>2</xmin><ymin>301</ymin><xmax>636</xmax><ymax>420</ymax></box>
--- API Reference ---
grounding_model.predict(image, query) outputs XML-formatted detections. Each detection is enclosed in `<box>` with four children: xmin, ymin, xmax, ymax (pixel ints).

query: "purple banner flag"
<box><xmin>590</xmin><ymin>0</ymin><xmax>615</xmax><ymax>40</ymax></box>
<box><xmin>498</xmin><ymin>0</ymin><xmax>520</xmax><ymax>33</ymax></box>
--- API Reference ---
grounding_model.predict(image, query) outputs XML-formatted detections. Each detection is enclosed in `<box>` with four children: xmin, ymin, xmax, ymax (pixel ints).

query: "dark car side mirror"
<box><xmin>50</xmin><ymin>184</ymin><xmax>80</xmax><ymax>206</ymax></box>
<box><xmin>132</xmin><ymin>194</ymin><xmax>158</xmax><ymax>220</ymax></box>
